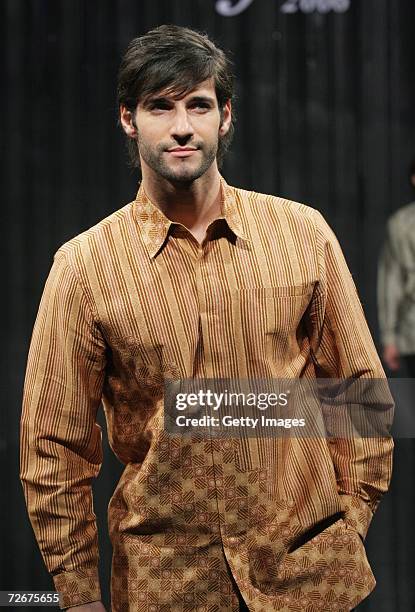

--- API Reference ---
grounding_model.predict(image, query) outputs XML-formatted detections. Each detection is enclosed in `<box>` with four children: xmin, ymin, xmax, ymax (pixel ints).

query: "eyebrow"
<box><xmin>142</xmin><ymin>94</ymin><xmax>216</xmax><ymax>108</ymax></box>
<box><xmin>187</xmin><ymin>95</ymin><xmax>216</xmax><ymax>105</ymax></box>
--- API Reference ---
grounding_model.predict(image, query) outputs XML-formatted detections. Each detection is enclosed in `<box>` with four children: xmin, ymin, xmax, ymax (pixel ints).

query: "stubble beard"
<box><xmin>136</xmin><ymin>133</ymin><xmax>219</xmax><ymax>184</ymax></box>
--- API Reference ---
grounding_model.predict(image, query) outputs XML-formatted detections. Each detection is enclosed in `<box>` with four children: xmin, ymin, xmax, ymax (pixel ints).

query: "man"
<box><xmin>378</xmin><ymin>159</ymin><xmax>415</xmax><ymax>376</ymax></box>
<box><xmin>20</xmin><ymin>25</ymin><xmax>393</xmax><ymax>612</ymax></box>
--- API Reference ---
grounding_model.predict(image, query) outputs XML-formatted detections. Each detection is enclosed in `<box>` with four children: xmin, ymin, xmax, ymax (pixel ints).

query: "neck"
<box><xmin>140</xmin><ymin>163</ymin><xmax>223</xmax><ymax>236</ymax></box>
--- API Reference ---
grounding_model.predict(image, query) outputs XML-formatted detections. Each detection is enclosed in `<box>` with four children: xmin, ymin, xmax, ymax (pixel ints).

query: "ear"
<box><xmin>219</xmin><ymin>99</ymin><xmax>232</xmax><ymax>136</ymax></box>
<box><xmin>120</xmin><ymin>105</ymin><xmax>137</xmax><ymax>137</ymax></box>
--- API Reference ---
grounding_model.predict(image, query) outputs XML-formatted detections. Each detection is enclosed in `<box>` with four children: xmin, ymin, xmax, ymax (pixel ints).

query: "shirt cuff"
<box><xmin>340</xmin><ymin>494</ymin><xmax>374</xmax><ymax>541</ymax></box>
<box><xmin>53</xmin><ymin>567</ymin><xmax>101</xmax><ymax>610</ymax></box>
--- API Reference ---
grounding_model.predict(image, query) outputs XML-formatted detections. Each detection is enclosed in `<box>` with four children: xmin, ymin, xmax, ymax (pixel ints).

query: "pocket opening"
<box><xmin>287</xmin><ymin>511</ymin><xmax>344</xmax><ymax>553</ymax></box>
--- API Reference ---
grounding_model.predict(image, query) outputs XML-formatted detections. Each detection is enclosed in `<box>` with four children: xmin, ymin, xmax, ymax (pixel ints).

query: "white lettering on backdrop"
<box><xmin>215</xmin><ymin>0</ymin><xmax>350</xmax><ymax>16</ymax></box>
<box><xmin>215</xmin><ymin>0</ymin><xmax>254</xmax><ymax>16</ymax></box>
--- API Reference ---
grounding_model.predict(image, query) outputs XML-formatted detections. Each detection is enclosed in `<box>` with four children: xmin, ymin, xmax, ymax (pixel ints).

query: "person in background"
<box><xmin>378</xmin><ymin>159</ymin><xmax>415</xmax><ymax>376</ymax></box>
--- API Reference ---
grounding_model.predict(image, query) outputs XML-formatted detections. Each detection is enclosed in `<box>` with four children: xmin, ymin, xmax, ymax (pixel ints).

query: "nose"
<box><xmin>170</xmin><ymin>105</ymin><xmax>194</xmax><ymax>142</ymax></box>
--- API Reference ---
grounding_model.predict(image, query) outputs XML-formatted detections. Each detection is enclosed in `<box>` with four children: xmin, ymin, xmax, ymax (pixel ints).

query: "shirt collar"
<box><xmin>133</xmin><ymin>175</ymin><xmax>251</xmax><ymax>258</ymax></box>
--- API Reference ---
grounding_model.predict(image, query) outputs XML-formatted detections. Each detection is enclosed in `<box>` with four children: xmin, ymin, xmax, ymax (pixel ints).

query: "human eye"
<box><xmin>148</xmin><ymin>99</ymin><xmax>172</xmax><ymax>113</ymax></box>
<box><xmin>189</xmin><ymin>99</ymin><xmax>212</xmax><ymax>112</ymax></box>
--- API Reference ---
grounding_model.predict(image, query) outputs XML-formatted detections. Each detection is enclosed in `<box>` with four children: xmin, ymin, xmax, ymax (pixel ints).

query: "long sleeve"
<box><xmin>377</xmin><ymin>219</ymin><xmax>405</xmax><ymax>347</ymax></box>
<box><xmin>20</xmin><ymin>251</ymin><xmax>107</xmax><ymax>609</ymax></box>
<box><xmin>307</xmin><ymin>210</ymin><xmax>394</xmax><ymax>541</ymax></box>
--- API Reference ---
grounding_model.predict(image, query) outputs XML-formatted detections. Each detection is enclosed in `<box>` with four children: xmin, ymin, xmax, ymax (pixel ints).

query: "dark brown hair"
<box><xmin>117</xmin><ymin>24</ymin><xmax>235</xmax><ymax>169</ymax></box>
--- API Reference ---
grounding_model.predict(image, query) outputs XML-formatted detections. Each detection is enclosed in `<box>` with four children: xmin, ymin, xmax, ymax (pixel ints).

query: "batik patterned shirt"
<box><xmin>20</xmin><ymin>177</ymin><xmax>393</xmax><ymax>611</ymax></box>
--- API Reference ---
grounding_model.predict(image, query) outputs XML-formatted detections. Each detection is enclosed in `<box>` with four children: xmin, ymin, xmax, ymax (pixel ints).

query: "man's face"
<box><xmin>121</xmin><ymin>78</ymin><xmax>231</xmax><ymax>183</ymax></box>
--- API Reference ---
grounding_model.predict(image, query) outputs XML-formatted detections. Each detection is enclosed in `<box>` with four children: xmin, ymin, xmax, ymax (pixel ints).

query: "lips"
<box><xmin>167</xmin><ymin>147</ymin><xmax>197</xmax><ymax>152</ymax></box>
<box><xmin>167</xmin><ymin>147</ymin><xmax>198</xmax><ymax>157</ymax></box>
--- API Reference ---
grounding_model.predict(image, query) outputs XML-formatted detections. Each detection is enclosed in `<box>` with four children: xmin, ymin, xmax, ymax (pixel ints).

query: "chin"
<box><xmin>169</xmin><ymin>174</ymin><xmax>200</xmax><ymax>184</ymax></box>
<box><xmin>164</xmin><ymin>167</ymin><xmax>206</xmax><ymax>183</ymax></box>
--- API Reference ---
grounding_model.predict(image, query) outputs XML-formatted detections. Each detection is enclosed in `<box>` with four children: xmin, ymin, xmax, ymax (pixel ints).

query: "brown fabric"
<box><xmin>20</xmin><ymin>177</ymin><xmax>393</xmax><ymax>611</ymax></box>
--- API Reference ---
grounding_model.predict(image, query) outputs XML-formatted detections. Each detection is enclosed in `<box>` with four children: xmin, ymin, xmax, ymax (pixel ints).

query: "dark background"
<box><xmin>2</xmin><ymin>0</ymin><xmax>415</xmax><ymax>610</ymax></box>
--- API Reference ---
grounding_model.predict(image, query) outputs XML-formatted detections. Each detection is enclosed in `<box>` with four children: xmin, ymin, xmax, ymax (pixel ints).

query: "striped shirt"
<box><xmin>20</xmin><ymin>176</ymin><xmax>393</xmax><ymax>611</ymax></box>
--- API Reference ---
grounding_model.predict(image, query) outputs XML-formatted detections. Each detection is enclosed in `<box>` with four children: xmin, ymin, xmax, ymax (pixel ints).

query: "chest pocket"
<box><xmin>237</xmin><ymin>285</ymin><xmax>313</xmax><ymax>335</ymax></box>
<box><xmin>263</xmin><ymin>285</ymin><xmax>313</xmax><ymax>332</ymax></box>
<box><xmin>233</xmin><ymin>284</ymin><xmax>314</xmax><ymax>381</ymax></box>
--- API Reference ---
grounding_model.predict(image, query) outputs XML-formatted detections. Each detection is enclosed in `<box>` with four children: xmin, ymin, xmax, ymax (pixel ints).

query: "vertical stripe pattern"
<box><xmin>20</xmin><ymin>177</ymin><xmax>393</xmax><ymax>611</ymax></box>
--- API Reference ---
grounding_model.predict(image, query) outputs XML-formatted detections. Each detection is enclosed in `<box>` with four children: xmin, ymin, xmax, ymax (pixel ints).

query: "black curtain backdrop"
<box><xmin>2</xmin><ymin>0</ymin><xmax>415</xmax><ymax>610</ymax></box>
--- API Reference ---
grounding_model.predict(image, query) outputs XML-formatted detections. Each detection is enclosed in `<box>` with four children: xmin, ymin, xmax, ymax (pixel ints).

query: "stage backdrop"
<box><xmin>2</xmin><ymin>0</ymin><xmax>415</xmax><ymax>610</ymax></box>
